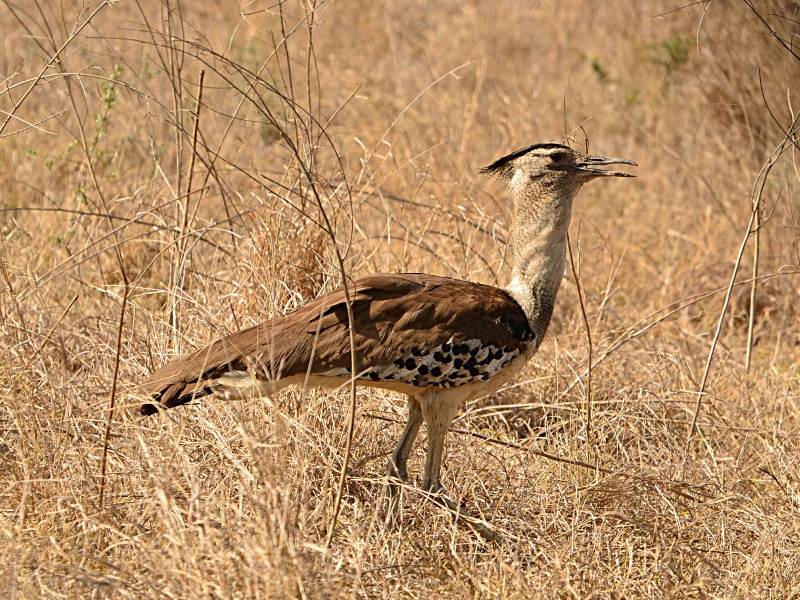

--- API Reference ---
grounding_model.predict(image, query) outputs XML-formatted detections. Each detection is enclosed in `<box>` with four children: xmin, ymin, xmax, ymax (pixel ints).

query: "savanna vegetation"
<box><xmin>1</xmin><ymin>1</ymin><xmax>799</xmax><ymax>597</ymax></box>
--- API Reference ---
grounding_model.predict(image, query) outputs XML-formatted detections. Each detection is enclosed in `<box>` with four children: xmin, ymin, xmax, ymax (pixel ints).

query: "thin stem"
<box><xmin>745</xmin><ymin>201</ymin><xmax>760</xmax><ymax>372</ymax></box>
<box><xmin>567</xmin><ymin>231</ymin><xmax>593</xmax><ymax>456</ymax></box>
<box><xmin>170</xmin><ymin>69</ymin><xmax>205</xmax><ymax>344</ymax></box>
<box><xmin>98</xmin><ymin>282</ymin><xmax>129</xmax><ymax>506</ymax></box>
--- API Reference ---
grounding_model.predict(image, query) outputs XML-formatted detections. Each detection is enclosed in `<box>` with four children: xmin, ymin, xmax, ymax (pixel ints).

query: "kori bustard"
<box><xmin>139</xmin><ymin>143</ymin><xmax>636</xmax><ymax>515</ymax></box>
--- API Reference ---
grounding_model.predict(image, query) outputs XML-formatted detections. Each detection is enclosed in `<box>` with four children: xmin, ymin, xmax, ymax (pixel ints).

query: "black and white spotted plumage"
<box><xmin>326</xmin><ymin>338</ymin><xmax>528</xmax><ymax>388</ymax></box>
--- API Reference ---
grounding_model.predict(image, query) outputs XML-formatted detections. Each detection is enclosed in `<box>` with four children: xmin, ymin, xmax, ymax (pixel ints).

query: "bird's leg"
<box><xmin>384</xmin><ymin>396</ymin><xmax>422</xmax><ymax>526</ymax></box>
<box><xmin>418</xmin><ymin>391</ymin><xmax>510</xmax><ymax>548</ymax></box>
<box><xmin>420</xmin><ymin>392</ymin><xmax>462</xmax><ymax>493</ymax></box>
<box><xmin>387</xmin><ymin>396</ymin><xmax>423</xmax><ymax>481</ymax></box>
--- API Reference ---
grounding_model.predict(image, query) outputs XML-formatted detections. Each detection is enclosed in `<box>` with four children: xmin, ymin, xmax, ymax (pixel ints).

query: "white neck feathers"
<box><xmin>504</xmin><ymin>170</ymin><xmax>577</xmax><ymax>340</ymax></box>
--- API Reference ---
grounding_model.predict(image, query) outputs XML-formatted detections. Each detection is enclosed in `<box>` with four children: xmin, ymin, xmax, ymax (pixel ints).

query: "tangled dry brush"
<box><xmin>1</xmin><ymin>1</ymin><xmax>799</xmax><ymax>597</ymax></box>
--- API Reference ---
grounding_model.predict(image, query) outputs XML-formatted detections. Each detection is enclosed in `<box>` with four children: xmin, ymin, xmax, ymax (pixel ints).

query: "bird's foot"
<box><xmin>420</xmin><ymin>484</ymin><xmax>511</xmax><ymax>548</ymax></box>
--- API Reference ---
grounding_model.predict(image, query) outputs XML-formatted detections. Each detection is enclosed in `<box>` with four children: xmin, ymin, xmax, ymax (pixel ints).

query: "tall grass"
<box><xmin>1</xmin><ymin>0</ymin><xmax>798</xmax><ymax>596</ymax></box>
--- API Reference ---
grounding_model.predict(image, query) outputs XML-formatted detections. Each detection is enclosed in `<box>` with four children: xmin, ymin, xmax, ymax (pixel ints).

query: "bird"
<box><xmin>138</xmin><ymin>142</ymin><xmax>636</xmax><ymax>518</ymax></box>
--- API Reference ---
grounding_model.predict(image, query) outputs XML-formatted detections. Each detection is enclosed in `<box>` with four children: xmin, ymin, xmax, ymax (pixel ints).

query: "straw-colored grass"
<box><xmin>1</xmin><ymin>0</ymin><xmax>799</xmax><ymax>596</ymax></box>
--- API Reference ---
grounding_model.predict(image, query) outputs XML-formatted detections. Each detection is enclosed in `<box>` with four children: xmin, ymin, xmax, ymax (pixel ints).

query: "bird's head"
<box><xmin>481</xmin><ymin>142</ymin><xmax>637</xmax><ymax>255</ymax></box>
<box><xmin>481</xmin><ymin>143</ymin><xmax>637</xmax><ymax>199</ymax></box>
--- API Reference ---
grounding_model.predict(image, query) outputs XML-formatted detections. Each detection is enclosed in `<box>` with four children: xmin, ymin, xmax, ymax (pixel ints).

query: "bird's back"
<box><xmin>139</xmin><ymin>273</ymin><xmax>537</xmax><ymax>413</ymax></box>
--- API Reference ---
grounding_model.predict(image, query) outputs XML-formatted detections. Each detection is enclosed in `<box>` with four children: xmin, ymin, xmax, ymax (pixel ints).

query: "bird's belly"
<box><xmin>208</xmin><ymin>343</ymin><xmax>532</xmax><ymax>402</ymax></box>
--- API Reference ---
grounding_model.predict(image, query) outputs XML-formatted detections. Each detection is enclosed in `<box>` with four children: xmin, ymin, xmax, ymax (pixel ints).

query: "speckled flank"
<box><xmin>319</xmin><ymin>336</ymin><xmax>536</xmax><ymax>388</ymax></box>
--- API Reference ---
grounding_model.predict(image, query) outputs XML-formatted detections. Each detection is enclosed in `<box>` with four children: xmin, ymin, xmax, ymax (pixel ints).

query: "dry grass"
<box><xmin>1</xmin><ymin>0</ymin><xmax>799</xmax><ymax>597</ymax></box>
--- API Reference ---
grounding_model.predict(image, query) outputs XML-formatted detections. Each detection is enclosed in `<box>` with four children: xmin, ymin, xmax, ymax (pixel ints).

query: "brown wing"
<box><xmin>139</xmin><ymin>273</ymin><xmax>534</xmax><ymax>413</ymax></box>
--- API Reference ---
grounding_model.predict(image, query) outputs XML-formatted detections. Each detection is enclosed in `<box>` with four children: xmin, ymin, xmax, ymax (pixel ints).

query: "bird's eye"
<box><xmin>550</xmin><ymin>152</ymin><xmax>566</xmax><ymax>163</ymax></box>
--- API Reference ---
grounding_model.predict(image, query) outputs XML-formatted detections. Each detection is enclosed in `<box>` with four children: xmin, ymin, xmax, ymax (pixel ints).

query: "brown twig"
<box><xmin>182</xmin><ymin>70</ymin><xmax>205</xmax><ymax>246</ymax></box>
<box><xmin>745</xmin><ymin>197</ymin><xmax>760</xmax><ymax>373</ymax></box>
<box><xmin>567</xmin><ymin>230</ymin><xmax>594</xmax><ymax>453</ymax></box>
<box><xmin>99</xmin><ymin>280</ymin><xmax>129</xmax><ymax>507</ymax></box>
<box><xmin>169</xmin><ymin>69</ymin><xmax>206</xmax><ymax>342</ymax></box>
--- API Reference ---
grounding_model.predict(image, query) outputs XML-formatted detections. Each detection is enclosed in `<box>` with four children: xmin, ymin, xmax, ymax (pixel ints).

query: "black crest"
<box><xmin>480</xmin><ymin>143</ymin><xmax>570</xmax><ymax>179</ymax></box>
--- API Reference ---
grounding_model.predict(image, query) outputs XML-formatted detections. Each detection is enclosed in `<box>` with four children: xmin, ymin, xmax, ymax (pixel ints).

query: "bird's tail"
<box><xmin>139</xmin><ymin>380</ymin><xmax>214</xmax><ymax>416</ymax></box>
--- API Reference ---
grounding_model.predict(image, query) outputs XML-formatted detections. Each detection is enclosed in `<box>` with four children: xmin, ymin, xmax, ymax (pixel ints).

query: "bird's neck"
<box><xmin>505</xmin><ymin>194</ymin><xmax>573</xmax><ymax>343</ymax></box>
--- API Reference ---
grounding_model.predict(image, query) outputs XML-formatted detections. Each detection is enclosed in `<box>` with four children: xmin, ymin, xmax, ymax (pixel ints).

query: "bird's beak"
<box><xmin>575</xmin><ymin>155</ymin><xmax>638</xmax><ymax>177</ymax></box>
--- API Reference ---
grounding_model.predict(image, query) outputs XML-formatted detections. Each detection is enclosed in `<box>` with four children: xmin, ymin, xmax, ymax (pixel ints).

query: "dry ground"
<box><xmin>1</xmin><ymin>0</ymin><xmax>799</xmax><ymax>597</ymax></box>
